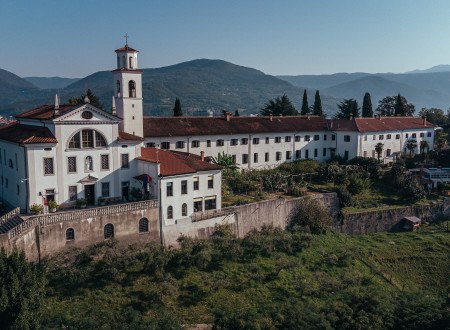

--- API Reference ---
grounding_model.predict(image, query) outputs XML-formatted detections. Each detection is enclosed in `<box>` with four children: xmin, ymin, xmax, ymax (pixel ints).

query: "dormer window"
<box><xmin>68</xmin><ymin>129</ymin><xmax>107</xmax><ymax>149</ymax></box>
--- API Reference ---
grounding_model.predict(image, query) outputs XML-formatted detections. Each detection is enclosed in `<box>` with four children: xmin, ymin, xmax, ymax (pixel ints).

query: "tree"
<box><xmin>335</xmin><ymin>98</ymin><xmax>360</xmax><ymax>119</ymax></box>
<box><xmin>173</xmin><ymin>97</ymin><xmax>183</xmax><ymax>117</ymax></box>
<box><xmin>375</xmin><ymin>143</ymin><xmax>384</xmax><ymax>160</ymax></box>
<box><xmin>64</xmin><ymin>89</ymin><xmax>103</xmax><ymax>109</ymax></box>
<box><xmin>260</xmin><ymin>94</ymin><xmax>298</xmax><ymax>116</ymax></box>
<box><xmin>394</xmin><ymin>93</ymin><xmax>405</xmax><ymax>116</ymax></box>
<box><xmin>312</xmin><ymin>90</ymin><xmax>323</xmax><ymax>116</ymax></box>
<box><xmin>406</xmin><ymin>139</ymin><xmax>417</xmax><ymax>158</ymax></box>
<box><xmin>362</xmin><ymin>92</ymin><xmax>373</xmax><ymax>117</ymax></box>
<box><xmin>234</xmin><ymin>110</ymin><xmax>240</xmax><ymax>117</ymax></box>
<box><xmin>301</xmin><ymin>90</ymin><xmax>309</xmax><ymax>115</ymax></box>
<box><xmin>420</xmin><ymin>140</ymin><xmax>429</xmax><ymax>154</ymax></box>
<box><xmin>418</xmin><ymin>108</ymin><xmax>448</xmax><ymax>126</ymax></box>
<box><xmin>400</xmin><ymin>175</ymin><xmax>426</xmax><ymax>202</ymax></box>
<box><xmin>211</xmin><ymin>152</ymin><xmax>239</xmax><ymax>171</ymax></box>
<box><xmin>290</xmin><ymin>198</ymin><xmax>331</xmax><ymax>234</ymax></box>
<box><xmin>0</xmin><ymin>248</ymin><xmax>46</xmax><ymax>329</ymax></box>
<box><xmin>376</xmin><ymin>95</ymin><xmax>415</xmax><ymax>117</ymax></box>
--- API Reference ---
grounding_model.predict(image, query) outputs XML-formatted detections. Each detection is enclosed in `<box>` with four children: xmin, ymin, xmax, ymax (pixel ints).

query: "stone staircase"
<box><xmin>0</xmin><ymin>215</ymin><xmax>24</xmax><ymax>234</ymax></box>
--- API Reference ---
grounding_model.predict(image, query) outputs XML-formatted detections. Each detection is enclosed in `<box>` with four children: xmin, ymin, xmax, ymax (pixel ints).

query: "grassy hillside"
<box><xmin>42</xmin><ymin>222</ymin><xmax>449</xmax><ymax>328</ymax></box>
<box><xmin>23</xmin><ymin>76</ymin><xmax>80</xmax><ymax>89</ymax></box>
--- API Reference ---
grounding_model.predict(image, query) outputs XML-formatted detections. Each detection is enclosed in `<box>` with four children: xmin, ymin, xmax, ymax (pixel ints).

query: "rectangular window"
<box><xmin>5</xmin><ymin>178</ymin><xmax>8</xmax><ymax>188</ymax></box>
<box><xmin>296</xmin><ymin>150</ymin><xmax>301</xmax><ymax>159</ymax></box>
<box><xmin>412</xmin><ymin>133</ymin><xmax>417</xmax><ymax>138</ymax></box>
<box><xmin>372</xmin><ymin>150</ymin><xmax>376</xmax><ymax>158</ymax></box>
<box><xmin>295</xmin><ymin>136</ymin><xmax>301</xmax><ymax>142</ymax></box>
<box><xmin>68</xmin><ymin>157</ymin><xmax>77</xmax><ymax>173</ymax></box>
<box><xmin>194</xmin><ymin>198</ymin><xmax>202</xmax><ymax>212</ymax></box>
<box><xmin>314</xmin><ymin>149</ymin><xmax>318</xmax><ymax>157</ymax></box>
<box><xmin>232</xmin><ymin>155</ymin><xmax>236</xmax><ymax>163</ymax></box>
<box><xmin>0</xmin><ymin>148</ymin><xmax>2</xmax><ymax>165</ymax></box>
<box><xmin>206</xmin><ymin>140</ymin><xmax>211</xmax><ymax>147</ymax></box>
<box><xmin>216</xmin><ymin>139</ymin><xmax>224</xmax><ymax>147</ymax></box>
<box><xmin>121</xmin><ymin>154</ymin><xmax>129</xmax><ymax>169</ymax></box>
<box><xmin>344</xmin><ymin>135</ymin><xmax>351</xmax><ymax>142</ymax></box>
<box><xmin>161</xmin><ymin>142</ymin><xmax>170</xmax><ymax>149</ymax></box>
<box><xmin>364</xmin><ymin>135</ymin><xmax>368</xmax><ymax>141</ymax></box>
<box><xmin>69</xmin><ymin>186</ymin><xmax>77</xmax><ymax>201</ymax></box>
<box><xmin>146</xmin><ymin>142</ymin><xmax>156</xmax><ymax>148</ymax></box>
<box><xmin>254</xmin><ymin>153</ymin><xmax>258</xmax><ymax>163</ymax></box>
<box><xmin>276</xmin><ymin>152</ymin><xmax>282</xmax><ymax>161</ymax></box>
<box><xmin>396</xmin><ymin>134</ymin><xmax>400</xmax><ymax>139</ymax></box>
<box><xmin>285</xmin><ymin>136</ymin><xmax>291</xmax><ymax>142</ymax></box>
<box><xmin>275</xmin><ymin>137</ymin><xmax>281</xmax><ymax>143</ymax></box>
<box><xmin>166</xmin><ymin>182</ymin><xmax>173</xmax><ymax>196</ymax></box>
<box><xmin>241</xmin><ymin>138</ymin><xmax>248</xmax><ymax>145</ymax></box>
<box><xmin>324</xmin><ymin>134</ymin><xmax>327</xmax><ymax>141</ymax></box>
<box><xmin>231</xmin><ymin>139</ymin><xmax>238</xmax><ymax>146</ymax></box>
<box><xmin>305</xmin><ymin>135</ymin><xmax>310</xmax><ymax>142</ymax></box>
<box><xmin>286</xmin><ymin>151</ymin><xmax>292</xmax><ymax>160</ymax></box>
<box><xmin>208</xmin><ymin>175</ymin><xmax>214</xmax><ymax>189</ymax></box>
<box><xmin>379</xmin><ymin>135</ymin><xmax>384</xmax><ymax>140</ymax></box>
<box><xmin>265</xmin><ymin>152</ymin><xmax>269</xmax><ymax>162</ymax></box>
<box><xmin>82</xmin><ymin>130</ymin><xmax>94</xmax><ymax>148</ymax></box>
<box><xmin>405</xmin><ymin>133</ymin><xmax>409</xmax><ymax>138</ymax></box>
<box><xmin>44</xmin><ymin>158</ymin><xmax>54</xmax><ymax>175</ymax></box>
<box><xmin>193</xmin><ymin>177</ymin><xmax>199</xmax><ymax>190</ymax></box>
<box><xmin>253</xmin><ymin>138</ymin><xmax>260</xmax><ymax>144</ymax></box>
<box><xmin>344</xmin><ymin>151</ymin><xmax>349</xmax><ymax>160</ymax></box>
<box><xmin>242</xmin><ymin>154</ymin><xmax>248</xmax><ymax>164</ymax></box>
<box><xmin>265</xmin><ymin>137</ymin><xmax>270</xmax><ymax>144</ymax></box>
<box><xmin>191</xmin><ymin>140</ymin><xmax>200</xmax><ymax>148</ymax></box>
<box><xmin>16</xmin><ymin>184</ymin><xmax>19</xmax><ymax>195</ymax></box>
<box><xmin>323</xmin><ymin>148</ymin><xmax>326</xmax><ymax>157</ymax></box>
<box><xmin>420</xmin><ymin>133</ymin><xmax>424</xmax><ymax>138</ymax></box>
<box><xmin>363</xmin><ymin>151</ymin><xmax>367</xmax><ymax>158</ymax></box>
<box><xmin>305</xmin><ymin>149</ymin><xmax>309</xmax><ymax>159</ymax></box>
<box><xmin>15</xmin><ymin>154</ymin><xmax>17</xmax><ymax>171</ymax></box>
<box><xmin>314</xmin><ymin>135</ymin><xmax>319</xmax><ymax>141</ymax></box>
<box><xmin>176</xmin><ymin>141</ymin><xmax>185</xmax><ymax>149</ymax></box>
<box><xmin>427</xmin><ymin>132</ymin><xmax>432</xmax><ymax>137</ymax></box>
<box><xmin>373</xmin><ymin>135</ymin><xmax>376</xmax><ymax>140</ymax></box>
<box><xmin>205</xmin><ymin>196</ymin><xmax>217</xmax><ymax>211</ymax></box>
<box><xmin>181</xmin><ymin>180</ymin><xmax>187</xmax><ymax>194</ymax></box>
<box><xmin>101</xmin><ymin>154</ymin><xmax>109</xmax><ymax>170</ymax></box>
<box><xmin>102</xmin><ymin>182</ymin><xmax>110</xmax><ymax>197</ymax></box>
<box><xmin>386</xmin><ymin>149</ymin><xmax>391</xmax><ymax>157</ymax></box>
<box><xmin>387</xmin><ymin>134</ymin><xmax>392</xmax><ymax>140</ymax></box>
<box><xmin>332</xmin><ymin>135</ymin><xmax>336</xmax><ymax>141</ymax></box>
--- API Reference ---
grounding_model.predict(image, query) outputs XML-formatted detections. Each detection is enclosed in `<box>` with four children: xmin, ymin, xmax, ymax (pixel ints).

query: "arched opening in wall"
<box><xmin>66</xmin><ymin>228</ymin><xmax>75</xmax><ymax>241</ymax></box>
<box><xmin>167</xmin><ymin>206</ymin><xmax>173</xmax><ymax>219</ymax></box>
<box><xmin>68</xmin><ymin>129</ymin><xmax>107</xmax><ymax>149</ymax></box>
<box><xmin>129</xmin><ymin>56</ymin><xmax>134</xmax><ymax>69</ymax></box>
<box><xmin>104</xmin><ymin>223</ymin><xmax>114</xmax><ymax>239</ymax></box>
<box><xmin>129</xmin><ymin>80</ymin><xmax>136</xmax><ymax>98</ymax></box>
<box><xmin>139</xmin><ymin>218</ymin><xmax>149</xmax><ymax>232</ymax></box>
<box><xmin>182</xmin><ymin>203</ymin><xmax>187</xmax><ymax>217</ymax></box>
<box><xmin>116</xmin><ymin>80</ymin><xmax>121</xmax><ymax>97</ymax></box>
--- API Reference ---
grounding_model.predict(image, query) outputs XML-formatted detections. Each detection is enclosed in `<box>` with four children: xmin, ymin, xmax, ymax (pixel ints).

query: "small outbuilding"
<box><xmin>402</xmin><ymin>216</ymin><xmax>421</xmax><ymax>231</ymax></box>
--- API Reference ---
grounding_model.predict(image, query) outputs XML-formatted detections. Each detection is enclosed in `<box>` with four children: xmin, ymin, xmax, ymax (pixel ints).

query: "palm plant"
<box><xmin>406</xmin><ymin>139</ymin><xmax>417</xmax><ymax>158</ymax></box>
<box><xmin>419</xmin><ymin>140</ymin><xmax>429</xmax><ymax>154</ymax></box>
<box><xmin>211</xmin><ymin>152</ymin><xmax>239</xmax><ymax>171</ymax></box>
<box><xmin>375</xmin><ymin>143</ymin><xmax>384</xmax><ymax>160</ymax></box>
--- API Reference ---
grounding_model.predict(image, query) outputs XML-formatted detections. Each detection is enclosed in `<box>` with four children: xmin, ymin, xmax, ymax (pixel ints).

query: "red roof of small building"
<box><xmin>137</xmin><ymin>148</ymin><xmax>222</xmax><ymax>176</ymax></box>
<box><xmin>118</xmin><ymin>131</ymin><xmax>144</xmax><ymax>141</ymax></box>
<box><xmin>0</xmin><ymin>122</ymin><xmax>57</xmax><ymax>144</ymax></box>
<box><xmin>354</xmin><ymin>117</ymin><xmax>435</xmax><ymax>132</ymax></box>
<box><xmin>115</xmin><ymin>44</ymin><xmax>139</xmax><ymax>53</ymax></box>
<box><xmin>143</xmin><ymin>115</ymin><xmax>328</xmax><ymax>137</ymax></box>
<box><xmin>329</xmin><ymin>119</ymin><xmax>358</xmax><ymax>131</ymax></box>
<box><xmin>15</xmin><ymin>104</ymin><xmax>75</xmax><ymax>120</ymax></box>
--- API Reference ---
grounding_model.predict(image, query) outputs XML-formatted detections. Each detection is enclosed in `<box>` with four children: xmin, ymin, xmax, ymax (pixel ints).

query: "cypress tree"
<box><xmin>394</xmin><ymin>93</ymin><xmax>405</xmax><ymax>116</ymax></box>
<box><xmin>313</xmin><ymin>90</ymin><xmax>323</xmax><ymax>116</ymax></box>
<box><xmin>234</xmin><ymin>110</ymin><xmax>240</xmax><ymax>117</ymax></box>
<box><xmin>362</xmin><ymin>92</ymin><xmax>373</xmax><ymax>117</ymax></box>
<box><xmin>173</xmin><ymin>97</ymin><xmax>183</xmax><ymax>117</ymax></box>
<box><xmin>301</xmin><ymin>90</ymin><xmax>309</xmax><ymax>115</ymax></box>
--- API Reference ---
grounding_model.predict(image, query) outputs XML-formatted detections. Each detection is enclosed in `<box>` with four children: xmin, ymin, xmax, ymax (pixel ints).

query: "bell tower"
<box><xmin>113</xmin><ymin>38</ymin><xmax>143</xmax><ymax>137</ymax></box>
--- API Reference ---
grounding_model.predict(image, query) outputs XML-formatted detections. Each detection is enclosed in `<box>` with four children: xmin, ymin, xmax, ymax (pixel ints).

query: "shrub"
<box><xmin>48</xmin><ymin>200</ymin><xmax>58</xmax><ymax>210</ymax></box>
<box><xmin>400</xmin><ymin>176</ymin><xmax>426</xmax><ymax>203</ymax></box>
<box><xmin>335</xmin><ymin>186</ymin><xmax>355</xmax><ymax>207</ymax></box>
<box><xmin>76</xmin><ymin>198</ymin><xmax>87</xmax><ymax>206</ymax></box>
<box><xmin>347</xmin><ymin>173</ymin><xmax>371</xmax><ymax>195</ymax></box>
<box><xmin>290</xmin><ymin>198</ymin><xmax>332</xmax><ymax>234</ymax></box>
<box><xmin>30</xmin><ymin>203</ymin><xmax>43</xmax><ymax>214</ymax></box>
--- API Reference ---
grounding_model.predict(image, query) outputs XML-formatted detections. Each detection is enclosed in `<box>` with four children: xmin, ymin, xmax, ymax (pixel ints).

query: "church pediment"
<box><xmin>53</xmin><ymin>104</ymin><xmax>120</xmax><ymax>124</ymax></box>
<box><xmin>79</xmin><ymin>174</ymin><xmax>99</xmax><ymax>183</ymax></box>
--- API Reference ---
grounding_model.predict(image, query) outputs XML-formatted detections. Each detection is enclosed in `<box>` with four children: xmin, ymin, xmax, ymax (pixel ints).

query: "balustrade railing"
<box><xmin>0</xmin><ymin>207</ymin><xmax>20</xmax><ymax>225</ymax></box>
<box><xmin>8</xmin><ymin>200</ymin><xmax>158</xmax><ymax>239</ymax></box>
<box><xmin>191</xmin><ymin>207</ymin><xmax>236</xmax><ymax>222</ymax></box>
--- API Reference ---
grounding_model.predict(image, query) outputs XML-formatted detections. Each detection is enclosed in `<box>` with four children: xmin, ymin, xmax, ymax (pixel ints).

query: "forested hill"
<box><xmin>0</xmin><ymin>60</ymin><xmax>342</xmax><ymax>117</ymax></box>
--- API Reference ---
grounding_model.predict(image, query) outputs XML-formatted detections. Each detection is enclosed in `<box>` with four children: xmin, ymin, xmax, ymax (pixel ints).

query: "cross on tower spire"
<box><xmin>124</xmin><ymin>33</ymin><xmax>129</xmax><ymax>45</ymax></box>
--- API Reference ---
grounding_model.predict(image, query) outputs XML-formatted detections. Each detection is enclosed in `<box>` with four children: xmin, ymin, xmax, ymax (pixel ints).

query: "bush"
<box><xmin>335</xmin><ymin>186</ymin><xmax>355</xmax><ymax>207</ymax></box>
<box><xmin>400</xmin><ymin>176</ymin><xmax>426</xmax><ymax>203</ymax></box>
<box><xmin>347</xmin><ymin>173</ymin><xmax>371</xmax><ymax>195</ymax></box>
<box><xmin>290</xmin><ymin>198</ymin><xmax>332</xmax><ymax>234</ymax></box>
<box><xmin>30</xmin><ymin>203</ymin><xmax>43</xmax><ymax>214</ymax></box>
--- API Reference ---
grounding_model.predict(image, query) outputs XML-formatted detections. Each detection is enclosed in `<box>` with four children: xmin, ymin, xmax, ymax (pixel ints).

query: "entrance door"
<box><xmin>122</xmin><ymin>181</ymin><xmax>130</xmax><ymax>201</ymax></box>
<box><xmin>84</xmin><ymin>184</ymin><xmax>95</xmax><ymax>205</ymax></box>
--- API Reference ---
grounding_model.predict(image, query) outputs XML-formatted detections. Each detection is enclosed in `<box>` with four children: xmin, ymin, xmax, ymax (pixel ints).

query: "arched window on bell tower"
<box><xmin>122</xmin><ymin>56</ymin><xmax>126</xmax><ymax>68</ymax></box>
<box><xmin>129</xmin><ymin>56</ymin><xmax>134</xmax><ymax>69</ymax></box>
<box><xmin>116</xmin><ymin>80</ymin><xmax>121</xmax><ymax>98</ymax></box>
<box><xmin>129</xmin><ymin>80</ymin><xmax>136</xmax><ymax>98</ymax></box>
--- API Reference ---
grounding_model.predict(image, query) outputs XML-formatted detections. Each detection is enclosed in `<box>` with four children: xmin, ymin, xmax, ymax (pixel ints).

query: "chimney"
<box><xmin>423</xmin><ymin>116</ymin><xmax>427</xmax><ymax>126</ymax></box>
<box><xmin>378</xmin><ymin>114</ymin><xmax>382</xmax><ymax>120</ymax></box>
<box><xmin>53</xmin><ymin>94</ymin><xmax>59</xmax><ymax>116</ymax></box>
<box><xmin>225</xmin><ymin>112</ymin><xmax>231</xmax><ymax>122</ymax></box>
<box><xmin>349</xmin><ymin>113</ymin><xmax>353</xmax><ymax>120</ymax></box>
<box><xmin>111</xmin><ymin>96</ymin><xmax>116</xmax><ymax>116</ymax></box>
<box><xmin>200</xmin><ymin>151</ymin><xmax>205</xmax><ymax>162</ymax></box>
<box><xmin>269</xmin><ymin>113</ymin><xmax>273</xmax><ymax>121</ymax></box>
<box><xmin>279</xmin><ymin>114</ymin><xmax>283</xmax><ymax>117</ymax></box>
<box><xmin>307</xmin><ymin>113</ymin><xmax>310</xmax><ymax>120</ymax></box>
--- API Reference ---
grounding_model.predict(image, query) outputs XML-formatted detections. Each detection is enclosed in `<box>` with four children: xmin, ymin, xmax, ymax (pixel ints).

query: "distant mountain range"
<box><xmin>1</xmin><ymin>62</ymin><xmax>450</xmax><ymax>118</ymax></box>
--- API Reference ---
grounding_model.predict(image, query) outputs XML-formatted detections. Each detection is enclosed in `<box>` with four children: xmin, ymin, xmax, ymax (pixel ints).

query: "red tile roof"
<box><xmin>115</xmin><ymin>44</ymin><xmax>139</xmax><ymax>53</ymax></box>
<box><xmin>0</xmin><ymin>122</ymin><xmax>57</xmax><ymax>144</ymax></box>
<box><xmin>354</xmin><ymin>117</ymin><xmax>435</xmax><ymax>132</ymax></box>
<box><xmin>15</xmin><ymin>104</ymin><xmax>75</xmax><ymax>120</ymax></box>
<box><xmin>329</xmin><ymin>119</ymin><xmax>359</xmax><ymax>131</ymax></box>
<box><xmin>137</xmin><ymin>148</ymin><xmax>222</xmax><ymax>176</ymax></box>
<box><xmin>143</xmin><ymin>116</ymin><xmax>328</xmax><ymax>137</ymax></box>
<box><xmin>118</xmin><ymin>131</ymin><xmax>144</xmax><ymax>141</ymax></box>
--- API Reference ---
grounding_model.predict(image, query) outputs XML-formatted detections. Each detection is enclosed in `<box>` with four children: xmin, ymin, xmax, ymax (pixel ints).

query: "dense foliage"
<box><xmin>376</xmin><ymin>95</ymin><xmax>415</xmax><ymax>117</ymax></box>
<box><xmin>172</xmin><ymin>97</ymin><xmax>183</xmax><ymax>116</ymax></box>
<box><xmin>335</xmin><ymin>98</ymin><xmax>360</xmax><ymax>119</ymax></box>
<box><xmin>362</xmin><ymin>92</ymin><xmax>373</xmax><ymax>117</ymax></box>
<box><xmin>300</xmin><ymin>89</ymin><xmax>309</xmax><ymax>115</ymax></box>
<box><xmin>260</xmin><ymin>94</ymin><xmax>298</xmax><ymax>116</ymax></box>
<box><xmin>312</xmin><ymin>90</ymin><xmax>323</xmax><ymax>116</ymax></box>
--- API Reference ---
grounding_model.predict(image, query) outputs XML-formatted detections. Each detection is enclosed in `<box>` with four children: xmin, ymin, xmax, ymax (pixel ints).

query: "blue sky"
<box><xmin>2</xmin><ymin>0</ymin><xmax>450</xmax><ymax>78</ymax></box>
